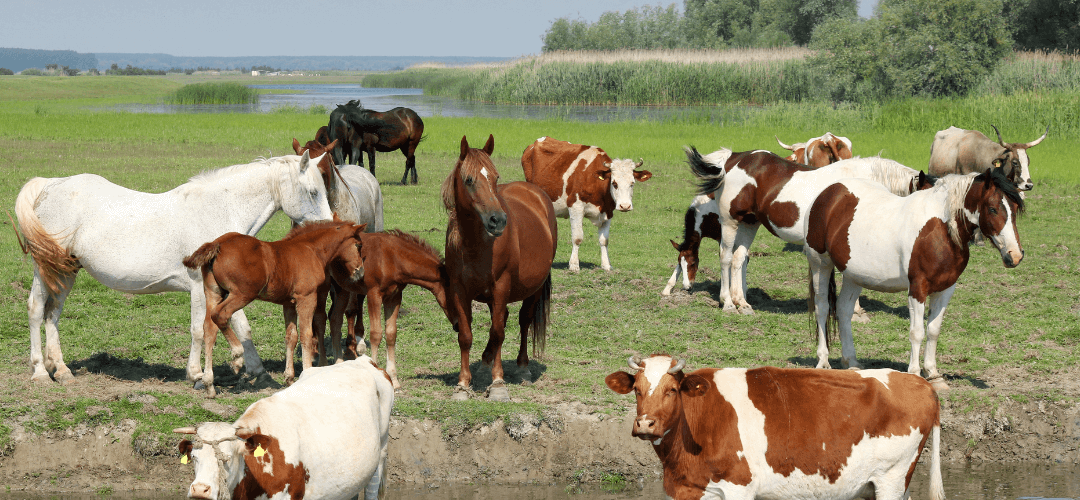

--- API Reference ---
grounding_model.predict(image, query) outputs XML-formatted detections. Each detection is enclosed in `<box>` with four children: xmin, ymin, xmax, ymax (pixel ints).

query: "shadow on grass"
<box><xmin>787</xmin><ymin>356</ymin><xmax>989</xmax><ymax>389</ymax></box>
<box><xmin>552</xmin><ymin>261</ymin><xmax>598</xmax><ymax>271</ymax></box>
<box><xmin>416</xmin><ymin>358</ymin><xmax>549</xmax><ymax>393</ymax></box>
<box><xmin>71</xmin><ymin>352</ymin><xmax>282</xmax><ymax>394</ymax></box>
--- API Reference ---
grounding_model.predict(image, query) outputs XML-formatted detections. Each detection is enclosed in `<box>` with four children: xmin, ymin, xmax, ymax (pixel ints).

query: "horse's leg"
<box><xmin>327</xmin><ymin>284</ymin><xmax>346</xmax><ymax>363</ymax></box>
<box><xmin>806</xmin><ymin>253</ymin><xmax>835</xmax><ymax>369</ymax></box>
<box><xmin>568</xmin><ymin>204</ymin><xmax>585</xmax><ymax>272</ymax></box>
<box><xmin>226</xmin><ymin>309</ymin><xmax>268</xmax><ymax>379</ymax></box>
<box><xmin>729</xmin><ymin>223</ymin><xmax>759</xmax><ymax>314</ymax></box>
<box><xmin>515</xmin><ymin>291</ymin><xmax>539</xmax><ymax>370</ymax></box>
<box><xmin>347</xmin><ymin>291</ymin><xmax>365</xmax><ymax>358</ymax></box>
<box><xmin>313</xmin><ymin>286</ymin><xmax>329</xmax><ymax>367</ymax></box>
<box><xmin>383</xmin><ymin>291</ymin><xmax>402</xmax><ymax>390</ymax></box>
<box><xmin>406</xmin><ymin>150</ymin><xmax>418</xmax><ymax>184</ymax></box>
<box><xmin>366</xmin><ymin>289</ymin><xmax>386</xmax><ymax>365</ymax></box>
<box><xmin>28</xmin><ymin>269</ymin><xmax>75</xmax><ymax>383</ymax></box>
<box><xmin>596</xmin><ymin>215</ymin><xmax>613</xmax><ymax>271</ymax></box>
<box><xmin>482</xmin><ymin>299</ymin><xmax>511</xmax><ymax>402</ymax></box>
<box><xmin>283</xmin><ymin>305</ymin><xmax>299</xmax><ymax>385</ymax></box>
<box><xmin>295</xmin><ymin>294</ymin><xmax>320</xmax><ymax>375</ymax></box>
<box><xmin>923</xmin><ymin>286</ymin><xmax>955</xmax><ymax>390</ymax></box>
<box><xmin>905</xmin><ymin>294</ymin><xmax>927</xmax><ymax>377</ymax></box>
<box><xmin>448</xmin><ymin>295</ymin><xmax>475</xmax><ymax>400</ymax></box>
<box><xmin>836</xmin><ymin>281</ymin><xmax>863</xmax><ymax>370</ymax></box>
<box><xmin>717</xmin><ymin>220</ymin><xmax>740</xmax><ymax>312</ymax></box>
<box><xmin>204</xmin><ymin>288</ymin><xmax>253</xmax><ymax>398</ymax></box>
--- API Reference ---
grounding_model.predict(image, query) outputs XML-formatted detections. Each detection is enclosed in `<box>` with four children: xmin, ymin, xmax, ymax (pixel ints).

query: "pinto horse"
<box><xmin>326</xmin><ymin>230</ymin><xmax>448</xmax><ymax>390</ymax></box>
<box><xmin>12</xmin><ymin>153</ymin><xmax>333</xmax><ymax>387</ymax></box>
<box><xmin>441</xmin><ymin>135</ymin><xmax>557</xmax><ymax>401</ymax></box>
<box><xmin>183</xmin><ymin>220</ymin><xmax>367</xmax><ymax>396</ymax></box>
<box><xmin>662</xmin><ymin>194</ymin><xmax>727</xmax><ymax>296</ymax></box>
<box><xmin>687</xmin><ymin>147</ymin><xmax>934</xmax><ymax>315</ymax></box>
<box><xmin>328</xmin><ymin>101</ymin><xmax>424</xmax><ymax>184</ymax></box>
<box><xmin>805</xmin><ymin>169</ymin><xmax>1024</xmax><ymax>390</ymax></box>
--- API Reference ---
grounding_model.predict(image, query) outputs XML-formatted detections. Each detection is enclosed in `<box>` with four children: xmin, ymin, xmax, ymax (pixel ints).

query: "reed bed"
<box><xmin>166</xmin><ymin>82</ymin><xmax>259</xmax><ymax>105</ymax></box>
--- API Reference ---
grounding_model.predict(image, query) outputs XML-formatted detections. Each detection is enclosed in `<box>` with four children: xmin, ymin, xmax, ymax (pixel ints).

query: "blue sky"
<box><xmin>3</xmin><ymin>0</ymin><xmax>880</xmax><ymax>58</ymax></box>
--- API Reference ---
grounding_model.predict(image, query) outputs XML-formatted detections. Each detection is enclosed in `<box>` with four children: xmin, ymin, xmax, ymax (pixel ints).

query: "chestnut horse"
<box><xmin>442</xmin><ymin>135</ymin><xmax>557</xmax><ymax>401</ymax></box>
<box><xmin>328</xmin><ymin>101</ymin><xmax>424</xmax><ymax>184</ymax></box>
<box><xmin>183</xmin><ymin>220</ymin><xmax>367</xmax><ymax>396</ymax></box>
<box><xmin>805</xmin><ymin>169</ymin><xmax>1024</xmax><ymax>390</ymax></box>
<box><xmin>326</xmin><ymin>230</ymin><xmax>448</xmax><ymax>390</ymax></box>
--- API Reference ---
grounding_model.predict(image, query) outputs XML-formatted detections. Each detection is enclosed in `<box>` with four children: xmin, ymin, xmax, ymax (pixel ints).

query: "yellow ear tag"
<box><xmin>181</xmin><ymin>455</ymin><xmax>189</xmax><ymax>464</ymax></box>
<box><xmin>253</xmin><ymin>444</ymin><xmax>266</xmax><ymax>458</ymax></box>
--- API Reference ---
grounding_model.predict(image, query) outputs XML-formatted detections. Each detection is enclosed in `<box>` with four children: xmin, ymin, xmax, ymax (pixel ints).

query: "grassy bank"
<box><xmin>0</xmin><ymin>79</ymin><xmax>1077</xmax><ymax>459</ymax></box>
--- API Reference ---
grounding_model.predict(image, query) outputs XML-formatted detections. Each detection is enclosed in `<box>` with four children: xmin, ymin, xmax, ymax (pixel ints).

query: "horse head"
<box><xmin>280</xmin><ymin>150</ymin><xmax>334</xmax><ymax>226</ymax></box>
<box><xmin>443</xmin><ymin>135</ymin><xmax>506</xmax><ymax>237</ymax></box>
<box><xmin>969</xmin><ymin>168</ymin><xmax>1025</xmax><ymax>268</ymax></box>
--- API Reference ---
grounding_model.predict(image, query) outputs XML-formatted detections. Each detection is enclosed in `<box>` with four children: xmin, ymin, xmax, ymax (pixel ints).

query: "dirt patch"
<box><xmin>0</xmin><ymin>365</ymin><xmax>1077</xmax><ymax>494</ymax></box>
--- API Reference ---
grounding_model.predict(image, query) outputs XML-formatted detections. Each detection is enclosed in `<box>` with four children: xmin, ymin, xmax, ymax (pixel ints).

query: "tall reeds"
<box><xmin>166</xmin><ymin>82</ymin><xmax>258</xmax><ymax>105</ymax></box>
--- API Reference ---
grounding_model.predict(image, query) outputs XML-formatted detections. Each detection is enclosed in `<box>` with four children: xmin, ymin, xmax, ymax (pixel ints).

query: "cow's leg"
<box><xmin>728</xmin><ymin>223</ymin><xmax>759</xmax><ymax>314</ymax></box>
<box><xmin>482</xmin><ymin>300</ymin><xmax>511</xmax><ymax>402</ymax></box>
<box><xmin>923</xmin><ymin>286</ymin><xmax>955</xmax><ymax>390</ymax></box>
<box><xmin>29</xmin><ymin>269</ymin><xmax>76</xmax><ymax>383</ymax></box>
<box><xmin>448</xmin><ymin>295</ymin><xmax>475</xmax><ymax>400</ymax></box>
<box><xmin>283</xmin><ymin>305</ymin><xmax>299</xmax><ymax>385</ymax></box>
<box><xmin>568</xmin><ymin>204</ymin><xmax>585</xmax><ymax>271</ymax></box>
<box><xmin>806</xmin><ymin>253</ymin><xmax>835</xmax><ymax>369</ymax></box>
<box><xmin>836</xmin><ymin>280</ymin><xmax>863</xmax><ymax>370</ymax></box>
<box><xmin>596</xmin><ymin>215</ymin><xmax>613</xmax><ymax>271</ymax></box>
<box><xmin>382</xmin><ymin>291</ymin><xmax>402</xmax><ymax>390</ymax></box>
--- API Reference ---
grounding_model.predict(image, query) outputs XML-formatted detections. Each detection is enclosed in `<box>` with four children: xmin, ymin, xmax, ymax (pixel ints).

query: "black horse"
<box><xmin>327</xmin><ymin>100</ymin><xmax>425</xmax><ymax>184</ymax></box>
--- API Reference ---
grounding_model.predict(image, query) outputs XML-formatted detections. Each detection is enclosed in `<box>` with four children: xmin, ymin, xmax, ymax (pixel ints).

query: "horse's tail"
<box><xmin>182</xmin><ymin>241</ymin><xmax>220</xmax><ymax>270</ymax></box>
<box><xmin>531</xmin><ymin>274</ymin><xmax>552</xmax><ymax>359</ymax></box>
<box><xmin>13</xmin><ymin>177</ymin><xmax>79</xmax><ymax>294</ymax></box>
<box><xmin>807</xmin><ymin>265</ymin><xmax>837</xmax><ymax>350</ymax></box>
<box><xmin>685</xmin><ymin>146</ymin><xmax>726</xmax><ymax>196</ymax></box>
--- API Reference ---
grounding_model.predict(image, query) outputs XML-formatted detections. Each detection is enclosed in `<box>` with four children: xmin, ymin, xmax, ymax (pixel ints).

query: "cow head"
<box><xmin>602</xmin><ymin>158</ymin><xmax>651</xmax><ymax>212</ymax></box>
<box><xmin>606</xmin><ymin>355</ymin><xmax>709</xmax><ymax>446</ymax></box>
<box><xmin>990</xmin><ymin>125</ymin><xmax>1047</xmax><ymax>192</ymax></box>
<box><xmin>776</xmin><ymin>133</ymin><xmax>853</xmax><ymax>168</ymax></box>
<box><xmin>175</xmin><ymin>423</ymin><xmax>249</xmax><ymax>500</ymax></box>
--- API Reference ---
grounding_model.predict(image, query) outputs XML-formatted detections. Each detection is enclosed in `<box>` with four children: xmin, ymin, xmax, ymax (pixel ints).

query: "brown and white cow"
<box><xmin>928</xmin><ymin>125</ymin><xmax>1048</xmax><ymax>193</ymax></box>
<box><xmin>606</xmin><ymin>355</ymin><xmax>945</xmax><ymax>500</ymax></box>
<box><xmin>775</xmin><ymin>132</ymin><xmax>853</xmax><ymax>168</ymax></box>
<box><xmin>521</xmin><ymin>137</ymin><xmax>651</xmax><ymax>271</ymax></box>
<box><xmin>175</xmin><ymin>356</ymin><xmax>394</xmax><ymax>500</ymax></box>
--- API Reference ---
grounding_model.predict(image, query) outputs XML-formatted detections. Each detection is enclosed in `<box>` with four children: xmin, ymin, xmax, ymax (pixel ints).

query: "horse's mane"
<box><xmin>282</xmin><ymin>219</ymin><xmax>349</xmax><ymax>240</ymax></box>
<box><xmin>935</xmin><ymin>173</ymin><xmax>978</xmax><ymax>247</ymax></box>
<box><xmin>385</xmin><ymin>229</ymin><xmax>443</xmax><ymax>263</ymax></box>
<box><xmin>185</xmin><ymin>157</ymin><xmax>308</xmax><ymax>208</ymax></box>
<box><xmin>858</xmin><ymin>156</ymin><xmax>922</xmax><ymax>196</ymax></box>
<box><xmin>677</xmin><ymin>207</ymin><xmax>698</xmax><ymax>252</ymax></box>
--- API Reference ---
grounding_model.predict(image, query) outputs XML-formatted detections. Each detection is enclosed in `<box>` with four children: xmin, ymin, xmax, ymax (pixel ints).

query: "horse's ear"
<box><xmin>482</xmin><ymin>134</ymin><xmax>495</xmax><ymax>155</ymax></box>
<box><xmin>670</xmin><ymin>239</ymin><xmax>680</xmax><ymax>251</ymax></box>
<box><xmin>325</xmin><ymin>139</ymin><xmax>339</xmax><ymax>151</ymax></box>
<box><xmin>300</xmin><ymin>150</ymin><xmax>312</xmax><ymax>168</ymax></box>
<box><xmin>459</xmin><ymin>136</ymin><xmax>470</xmax><ymax>161</ymax></box>
<box><xmin>353</xmin><ymin>223</ymin><xmax>368</xmax><ymax>236</ymax></box>
<box><xmin>292</xmin><ymin>138</ymin><xmax>301</xmax><ymax>155</ymax></box>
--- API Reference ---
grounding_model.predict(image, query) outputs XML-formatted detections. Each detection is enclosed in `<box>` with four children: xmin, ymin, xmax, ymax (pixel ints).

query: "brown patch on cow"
<box><xmin>804</xmin><ymin>183</ymin><xmax>858</xmax><ymax>271</ymax></box>
<box><xmin>766</xmin><ymin>201</ymin><xmax>800</xmax><ymax>229</ymax></box>
<box><xmin>178</xmin><ymin>440</ymin><xmax>192</xmax><ymax>462</ymax></box>
<box><xmin>233</xmin><ymin>433</ymin><xmax>309</xmax><ymax>500</ymax></box>
<box><xmin>521</xmin><ymin>138</ymin><xmax>617</xmax><ymax>218</ymax></box>
<box><xmin>747</xmin><ymin>368</ymin><xmax>938</xmax><ymax>484</ymax></box>
<box><xmin>907</xmin><ymin>217</ymin><xmax>969</xmax><ymax>303</ymax></box>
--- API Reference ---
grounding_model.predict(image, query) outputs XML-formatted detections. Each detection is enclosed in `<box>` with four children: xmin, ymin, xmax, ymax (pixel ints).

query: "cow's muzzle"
<box><xmin>189</xmin><ymin>482</ymin><xmax>213</xmax><ymax>500</ymax></box>
<box><xmin>632</xmin><ymin>417</ymin><xmax>660</xmax><ymax>441</ymax></box>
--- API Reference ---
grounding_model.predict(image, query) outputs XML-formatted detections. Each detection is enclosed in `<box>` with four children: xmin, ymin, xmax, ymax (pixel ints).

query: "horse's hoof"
<box><xmin>853</xmin><ymin>312</ymin><xmax>871</xmax><ymax>324</ymax></box>
<box><xmin>738</xmin><ymin>305</ymin><xmax>755</xmax><ymax>315</ymax></box>
<box><xmin>451</xmin><ymin>386</ymin><xmax>471</xmax><ymax>401</ymax></box>
<box><xmin>30</xmin><ymin>372</ymin><xmax>53</xmax><ymax>384</ymax></box>
<box><xmin>485</xmin><ymin>383</ymin><xmax>511</xmax><ymax>402</ymax></box>
<box><xmin>929</xmin><ymin>377</ymin><xmax>950</xmax><ymax>391</ymax></box>
<box><xmin>193</xmin><ymin>380</ymin><xmax>206</xmax><ymax>390</ymax></box>
<box><xmin>205</xmin><ymin>386</ymin><xmax>217</xmax><ymax>399</ymax></box>
<box><xmin>722</xmin><ymin>303</ymin><xmax>738</xmax><ymax>313</ymax></box>
<box><xmin>54</xmin><ymin>370</ymin><xmax>76</xmax><ymax>385</ymax></box>
<box><xmin>815</xmin><ymin>361</ymin><xmax>832</xmax><ymax>369</ymax></box>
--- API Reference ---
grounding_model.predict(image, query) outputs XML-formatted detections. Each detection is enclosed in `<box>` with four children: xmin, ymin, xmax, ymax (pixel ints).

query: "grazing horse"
<box><xmin>442</xmin><ymin>135</ymin><xmax>557</xmax><ymax>401</ymax></box>
<box><xmin>661</xmin><ymin>194</ymin><xmax>728</xmax><ymax>296</ymax></box>
<box><xmin>805</xmin><ymin>169</ymin><xmax>1024</xmax><ymax>390</ymax></box>
<box><xmin>12</xmin><ymin>153</ymin><xmax>333</xmax><ymax>386</ymax></box>
<box><xmin>326</xmin><ymin>230</ymin><xmax>448</xmax><ymax>390</ymax></box>
<box><xmin>328</xmin><ymin>100</ymin><xmax>424</xmax><ymax>184</ymax></box>
<box><xmin>183</xmin><ymin>220</ymin><xmax>367</xmax><ymax>396</ymax></box>
<box><xmin>687</xmin><ymin>147</ymin><xmax>934</xmax><ymax>314</ymax></box>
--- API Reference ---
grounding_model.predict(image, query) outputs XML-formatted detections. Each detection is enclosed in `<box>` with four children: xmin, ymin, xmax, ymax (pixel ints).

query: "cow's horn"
<box><xmin>173</xmin><ymin>427</ymin><xmax>197</xmax><ymax>435</ymax></box>
<box><xmin>1024</xmin><ymin>124</ymin><xmax>1049</xmax><ymax>148</ymax></box>
<box><xmin>628</xmin><ymin>355</ymin><xmax>643</xmax><ymax>371</ymax></box>
<box><xmin>635</xmin><ymin>158</ymin><xmax>644</xmax><ymax>169</ymax></box>
<box><xmin>668</xmin><ymin>358</ymin><xmax>686</xmax><ymax>374</ymax></box>
<box><xmin>775</xmin><ymin>135</ymin><xmax>795</xmax><ymax>151</ymax></box>
<box><xmin>991</xmin><ymin>124</ymin><xmax>1007</xmax><ymax>147</ymax></box>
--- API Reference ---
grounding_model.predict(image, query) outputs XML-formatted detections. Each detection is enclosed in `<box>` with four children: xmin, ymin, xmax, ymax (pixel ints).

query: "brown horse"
<box><xmin>441</xmin><ymin>135</ymin><xmax>557</xmax><ymax>401</ymax></box>
<box><xmin>329</xmin><ymin>101</ymin><xmax>424</xmax><ymax>184</ymax></box>
<box><xmin>183</xmin><ymin>220</ymin><xmax>367</xmax><ymax>397</ymax></box>
<box><xmin>325</xmin><ymin>230</ymin><xmax>448</xmax><ymax>389</ymax></box>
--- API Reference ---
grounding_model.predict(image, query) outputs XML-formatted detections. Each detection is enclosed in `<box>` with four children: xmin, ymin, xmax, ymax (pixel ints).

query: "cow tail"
<box><xmin>14</xmin><ymin>178</ymin><xmax>79</xmax><ymax>294</ymax></box>
<box><xmin>531</xmin><ymin>274</ymin><xmax>551</xmax><ymax>359</ymax></box>
<box><xmin>182</xmin><ymin>242</ymin><xmax>220</xmax><ymax>270</ymax></box>
<box><xmin>929</xmin><ymin>424</ymin><xmax>945</xmax><ymax>500</ymax></box>
<box><xmin>685</xmin><ymin>146</ymin><xmax>726</xmax><ymax>196</ymax></box>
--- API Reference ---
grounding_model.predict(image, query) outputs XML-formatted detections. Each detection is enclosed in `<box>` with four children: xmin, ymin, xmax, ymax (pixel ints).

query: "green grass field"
<box><xmin>0</xmin><ymin>76</ymin><xmax>1077</xmax><ymax>455</ymax></box>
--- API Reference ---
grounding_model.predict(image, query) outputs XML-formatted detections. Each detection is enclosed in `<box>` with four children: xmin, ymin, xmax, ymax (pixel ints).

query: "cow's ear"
<box><xmin>178</xmin><ymin>440</ymin><xmax>193</xmax><ymax>462</ymax></box>
<box><xmin>634</xmin><ymin>170</ymin><xmax>653</xmax><ymax>182</ymax></box>
<box><xmin>605</xmin><ymin>371</ymin><xmax>635</xmax><ymax>394</ymax></box>
<box><xmin>459</xmin><ymin>136</ymin><xmax>470</xmax><ymax>161</ymax></box>
<box><xmin>597</xmin><ymin>168</ymin><xmax>612</xmax><ymax>181</ymax></box>
<box><xmin>482</xmin><ymin>134</ymin><xmax>495</xmax><ymax>155</ymax></box>
<box><xmin>992</xmin><ymin>157</ymin><xmax>1005</xmax><ymax>169</ymax></box>
<box><xmin>680</xmin><ymin>374</ymin><xmax>710</xmax><ymax>397</ymax></box>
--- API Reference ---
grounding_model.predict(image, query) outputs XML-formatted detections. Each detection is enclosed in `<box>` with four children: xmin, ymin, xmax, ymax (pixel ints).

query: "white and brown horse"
<box><xmin>686</xmin><ymin>148</ymin><xmax>934</xmax><ymax>314</ymax></box>
<box><xmin>805</xmin><ymin>169</ymin><xmax>1024</xmax><ymax>389</ymax></box>
<box><xmin>441</xmin><ymin>135</ymin><xmax>557</xmax><ymax>401</ymax></box>
<box><xmin>661</xmin><ymin>194</ymin><xmax>727</xmax><ymax>296</ymax></box>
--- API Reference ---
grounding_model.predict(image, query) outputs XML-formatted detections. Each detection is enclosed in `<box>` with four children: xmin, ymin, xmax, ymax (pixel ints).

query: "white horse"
<box><xmin>13</xmin><ymin>152</ymin><xmax>335</xmax><ymax>385</ymax></box>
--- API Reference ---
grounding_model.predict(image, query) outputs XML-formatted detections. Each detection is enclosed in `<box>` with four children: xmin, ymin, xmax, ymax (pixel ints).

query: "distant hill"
<box><xmin>93</xmin><ymin>53</ymin><xmax>509</xmax><ymax>71</ymax></box>
<box><xmin>0</xmin><ymin>48</ymin><xmax>509</xmax><ymax>73</ymax></box>
<box><xmin>0</xmin><ymin>48</ymin><xmax>98</xmax><ymax>72</ymax></box>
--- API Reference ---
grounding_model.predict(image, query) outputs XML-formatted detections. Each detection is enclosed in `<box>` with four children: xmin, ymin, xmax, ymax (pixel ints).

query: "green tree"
<box><xmin>1005</xmin><ymin>0</ymin><xmax>1080</xmax><ymax>52</ymax></box>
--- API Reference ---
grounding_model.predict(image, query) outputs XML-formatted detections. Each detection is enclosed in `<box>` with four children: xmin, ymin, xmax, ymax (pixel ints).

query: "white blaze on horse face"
<box><xmin>641</xmin><ymin>356</ymin><xmax>673</xmax><ymax>396</ymax></box>
<box><xmin>608</xmin><ymin>159</ymin><xmax>640</xmax><ymax>212</ymax></box>
<box><xmin>986</xmin><ymin>196</ymin><xmax>1023</xmax><ymax>265</ymax></box>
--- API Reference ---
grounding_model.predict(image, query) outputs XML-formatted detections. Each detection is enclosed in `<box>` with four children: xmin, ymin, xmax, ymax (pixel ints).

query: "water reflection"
<box><xmin>1</xmin><ymin>463</ymin><xmax>1076</xmax><ymax>500</ymax></box>
<box><xmin>107</xmin><ymin>84</ymin><xmax>753</xmax><ymax>123</ymax></box>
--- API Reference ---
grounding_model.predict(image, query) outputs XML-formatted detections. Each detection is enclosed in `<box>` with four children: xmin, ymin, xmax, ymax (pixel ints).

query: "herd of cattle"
<box><xmin>13</xmin><ymin>103</ymin><xmax>1047</xmax><ymax>498</ymax></box>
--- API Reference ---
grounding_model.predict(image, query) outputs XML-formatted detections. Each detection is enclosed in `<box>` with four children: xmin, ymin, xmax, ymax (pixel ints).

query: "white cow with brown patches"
<box><xmin>521</xmin><ymin>137</ymin><xmax>651</xmax><ymax>271</ymax></box>
<box><xmin>175</xmin><ymin>356</ymin><xmax>393</xmax><ymax>500</ymax></box>
<box><xmin>606</xmin><ymin>354</ymin><xmax>946</xmax><ymax>500</ymax></box>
